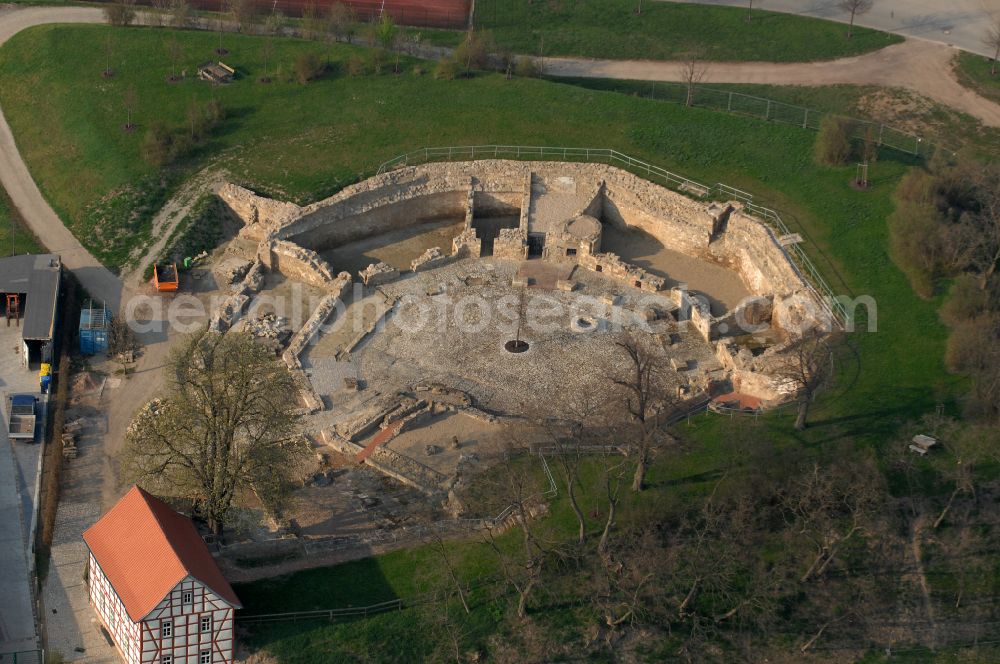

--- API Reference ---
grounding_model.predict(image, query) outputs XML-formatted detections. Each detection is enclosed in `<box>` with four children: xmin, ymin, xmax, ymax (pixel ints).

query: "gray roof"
<box><xmin>0</xmin><ymin>254</ymin><xmax>61</xmax><ymax>341</ymax></box>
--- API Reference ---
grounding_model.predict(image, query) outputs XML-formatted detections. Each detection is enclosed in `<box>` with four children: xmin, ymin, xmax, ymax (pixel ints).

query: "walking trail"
<box><xmin>542</xmin><ymin>39</ymin><xmax>1000</xmax><ymax>128</ymax></box>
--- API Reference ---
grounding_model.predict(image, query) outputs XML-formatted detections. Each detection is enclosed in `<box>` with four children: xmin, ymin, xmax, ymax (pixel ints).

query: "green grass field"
<box><xmin>473</xmin><ymin>0</ymin><xmax>902</xmax><ymax>62</ymax></box>
<box><xmin>0</xmin><ymin>186</ymin><xmax>43</xmax><ymax>256</ymax></box>
<box><xmin>0</xmin><ymin>23</ymin><xmax>973</xmax><ymax>661</ymax></box>
<box><xmin>955</xmin><ymin>51</ymin><xmax>1000</xmax><ymax>105</ymax></box>
<box><xmin>548</xmin><ymin>77</ymin><xmax>1000</xmax><ymax>158</ymax></box>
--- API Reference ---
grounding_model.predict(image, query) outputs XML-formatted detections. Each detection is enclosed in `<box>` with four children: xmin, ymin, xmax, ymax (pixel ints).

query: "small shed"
<box><xmin>153</xmin><ymin>263</ymin><xmax>179</xmax><ymax>292</ymax></box>
<box><xmin>79</xmin><ymin>301</ymin><xmax>109</xmax><ymax>355</ymax></box>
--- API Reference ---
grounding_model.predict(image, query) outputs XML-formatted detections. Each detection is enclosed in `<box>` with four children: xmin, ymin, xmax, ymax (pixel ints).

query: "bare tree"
<box><xmin>326</xmin><ymin>2</ymin><xmax>356</xmax><ymax>42</ymax></box>
<box><xmin>984</xmin><ymin>18</ymin><xmax>1000</xmax><ymax>76</ymax></box>
<box><xmin>226</xmin><ymin>0</ymin><xmax>256</xmax><ymax>33</ymax></box>
<box><xmin>150</xmin><ymin>0</ymin><xmax>170</xmax><ymax>27</ymax></box>
<box><xmin>215</xmin><ymin>0</ymin><xmax>228</xmax><ymax>55</ymax></box>
<box><xmin>782</xmin><ymin>457</ymin><xmax>882</xmax><ymax>582</ymax></box>
<box><xmin>966</xmin><ymin>166</ymin><xmax>1000</xmax><ymax>290</ymax></box>
<box><xmin>838</xmin><ymin>0</ymin><xmax>873</xmax><ymax>39</ymax></box>
<box><xmin>481</xmin><ymin>445</ymin><xmax>549</xmax><ymax>619</ymax></box>
<box><xmin>596</xmin><ymin>453</ymin><xmax>629</xmax><ymax>557</ymax></box>
<box><xmin>777</xmin><ymin>330</ymin><xmax>837</xmax><ymax>430</ymax></box>
<box><xmin>108</xmin><ymin>313</ymin><xmax>139</xmax><ymax>373</ymax></box>
<box><xmin>610</xmin><ymin>331</ymin><xmax>676</xmax><ymax>491</ymax></box>
<box><xmin>103</xmin><ymin>33</ymin><xmax>115</xmax><ymax>78</ymax></box>
<box><xmin>121</xmin><ymin>330</ymin><xmax>305</xmax><ymax>536</ymax></box>
<box><xmin>164</xmin><ymin>34</ymin><xmax>184</xmax><ymax>81</ymax></box>
<box><xmin>746</xmin><ymin>0</ymin><xmax>757</xmax><ymax>23</ymax></box>
<box><xmin>123</xmin><ymin>85</ymin><xmax>138</xmax><ymax>131</ymax></box>
<box><xmin>104</xmin><ymin>0</ymin><xmax>137</xmax><ymax>27</ymax></box>
<box><xmin>169</xmin><ymin>0</ymin><xmax>194</xmax><ymax>29</ymax></box>
<box><xmin>680</xmin><ymin>58</ymin><xmax>708</xmax><ymax>107</ymax></box>
<box><xmin>260</xmin><ymin>34</ymin><xmax>274</xmax><ymax>83</ymax></box>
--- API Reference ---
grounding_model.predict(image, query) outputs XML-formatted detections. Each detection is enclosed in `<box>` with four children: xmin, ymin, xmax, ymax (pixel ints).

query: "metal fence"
<box><xmin>375</xmin><ymin>146</ymin><xmax>848</xmax><ymax>325</ymax></box>
<box><xmin>625</xmin><ymin>82</ymin><xmax>958</xmax><ymax>161</ymax></box>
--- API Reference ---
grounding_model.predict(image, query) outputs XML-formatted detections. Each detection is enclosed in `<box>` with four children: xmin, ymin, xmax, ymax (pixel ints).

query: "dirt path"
<box><xmin>541</xmin><ymin>39</ymin><xmax>1000</xmax><ymax>128</ymax></box>
<box><xmin>121</xmin><ymin>168</ymin><xmax>227</xmax><ymax>289</ymax></box>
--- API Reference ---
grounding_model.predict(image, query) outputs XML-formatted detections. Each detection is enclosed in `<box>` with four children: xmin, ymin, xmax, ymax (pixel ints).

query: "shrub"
<box><xmin>371</xmin><ymin>48</ymin><xmax>386</xmax><ymax>74</ymax></box>
<box><xmin>141</xmin><ymin>121</ymin><xmax>173</xmax><ymax>168</ymax></box>
<box><xmin>514</xmin><ymin>56</ymin><xmax>540</xmax><ymax>78</ymax></box>
<box><xmin>434</xmin><ymin>55</ymin><xmax>459</xmax><ymax>80</ymax></box>
<box><xmin>940</xmin><ymin>274</ymin><xmax>992</xmax><ymax>326</ymax></box>
<box><xmin>411</xmin><ymin>64</ymin><xmax>425</xmax><ymax>77</ymax></box>
<box><xmin>347</xmin><ymin>55</ymin><xmax>366</xmax><ymax>77</ymax></box>
<box><xmin>104</xmin><ymin>1</ymin><xmax>137</xmax><ymax>27</ymax></box>
<box><xmin>455</xmin><ymin>29</ymin><xmax>494</xmax><ymax>73</ymax></box>
<box><xmin>887</xmin><ymin>201</ymin><xmax>944</xmax><ymax>298</ymax></box>
<box><xmin>294</xmin><ymin>52</ymin><xmax>326</xmax><ymax>84</ymax></box>
<box><xmin>814</xmin><ymin>116</ymin><xmax>853</xmax><ymax>166</ymax></box>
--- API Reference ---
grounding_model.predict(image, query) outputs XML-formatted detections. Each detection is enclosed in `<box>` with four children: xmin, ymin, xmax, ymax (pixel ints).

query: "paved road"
<box><xmin>660</xmin><ymin>0</ymin><xmax>1000</xmax><ymax>58</ymax></box>
<box><xmin>543</xmin><ymin>38</ymin><xmax>1000</xmax><ymax>128</ymax></box>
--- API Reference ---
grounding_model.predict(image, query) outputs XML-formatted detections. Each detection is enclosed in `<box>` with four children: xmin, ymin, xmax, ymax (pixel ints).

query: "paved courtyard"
<box><xmin>0</xmin><ymin>323</ymin><xmax>45</xmax><ymax>655</ymax></box>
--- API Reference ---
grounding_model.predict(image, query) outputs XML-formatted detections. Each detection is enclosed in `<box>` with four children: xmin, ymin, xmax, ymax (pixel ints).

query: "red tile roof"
<box><xmin>83</xmin><ymin>485</ymin><xmax>241</xmax><ymax>622</ymax></box>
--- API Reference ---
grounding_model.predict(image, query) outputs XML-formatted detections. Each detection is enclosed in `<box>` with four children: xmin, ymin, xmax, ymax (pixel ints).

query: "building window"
<box><xmin>200</xmin><ymin>615</ymin><xmax>212</xmax><ymax>633</ymax></box>
<box><xmin>161</xmin><ymin>620</ymin><xmax>172</xmax><ymax>637</ymax></box>
<box><xmin>200</xmin><ymin>651</ymin><xmax>212</xmax><ymax>664</ymax></box>
<box><xmin>566</xmin><ymin>248</ymin><xmax>577</xmax><ymax>257</ymax></box>
<box><xmin>182</xmin><ymin>591</ymin><xmax>193</xmax><ymax>604</ymax></box>
<box><xmin>161</xmin><ymin>657</ymin><xmax>172</xmax><ymax>664</ymax></box>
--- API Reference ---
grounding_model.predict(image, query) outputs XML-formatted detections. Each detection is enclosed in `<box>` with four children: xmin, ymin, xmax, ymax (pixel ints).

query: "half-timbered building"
<box><xmin>83</xmin><ymin>485</ymin><xmax>242</xmax><ymax>664</ymax></box>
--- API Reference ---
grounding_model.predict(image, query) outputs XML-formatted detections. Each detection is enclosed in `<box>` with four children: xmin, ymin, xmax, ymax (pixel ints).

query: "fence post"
<box><xmin>765</xmin><ymin>100</ymin><xmax>771</xmax><ymax>121</ymax></box>
<box><xmin>727</xmin><ymin>91</ymin><xmax>733</xmax><ymax>112</ymax></box>
<box><xmin>802</xmin><ymin>109</ymin><xmax>808</xmax><ymax>129</ymax></box>
<box><xmin>878</xmin><ymin>124</ymin><xmax>884</xmax><ymax>146</ymax></box>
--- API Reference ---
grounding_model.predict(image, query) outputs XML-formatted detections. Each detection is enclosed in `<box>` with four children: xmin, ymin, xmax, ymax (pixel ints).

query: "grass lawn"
<box><xmin>0</xmin><ymin>186</ymin><xmax>43</xmax><ymax>256</ymax></box>
<box><xmin>0</xmin><ymin>23</ymin><xmax>973</xmax><ymax>660</ymax></box>
<box><xmin>548</xmin><ymin>77</ymin><xmax>1000</xmax><ymax>158</ymax></box>
<box><xmin>955</xmin><ymin>51</ymin><xmax>1000</xmax><ymax>106</ymax></box>
<box><xmin>473</xmin><ymin>0</ymin><xmax>901</xmax><ymax>62</ymax></box>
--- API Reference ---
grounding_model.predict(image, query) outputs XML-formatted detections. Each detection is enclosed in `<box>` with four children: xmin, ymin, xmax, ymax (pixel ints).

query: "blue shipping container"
<box><xmin>79</xmin><ymin>306</ymin><xmax>109</xmax><ymax>355</ymax></box>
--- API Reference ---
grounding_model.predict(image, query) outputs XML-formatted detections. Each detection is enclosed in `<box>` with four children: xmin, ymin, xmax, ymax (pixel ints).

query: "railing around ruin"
<box><xmin>375</xmin><ymin>146</ymin><xmax>848</xmax><ymax>326</ymax></box>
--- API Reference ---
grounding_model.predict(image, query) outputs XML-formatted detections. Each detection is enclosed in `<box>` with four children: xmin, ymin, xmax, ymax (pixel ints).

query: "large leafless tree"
<box><xmin>610</xmin><ymin>332</ymin><xmax>677</xmax><ymax>491</ymax></box>
<box><xmin>778</xmin><ymin>330</ymin><xmax>837</xmax><ymax>430</ymax></box>
<box><xmin>121</xmin><ymin>330</ymin><xmax>305</xmax><ymax>536</ymax></box>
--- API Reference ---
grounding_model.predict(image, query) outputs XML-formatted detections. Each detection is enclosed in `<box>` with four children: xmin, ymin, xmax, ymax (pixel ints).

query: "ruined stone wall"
<box><xmin>259</xmin><ymin>240</ymin><xmax>342</xmax><ymax>291</ymax></box>
<box><xmin>226</xmin><ymin>160</ymin><xmax>813</xmax><ymax>309</ymax></box>
<box><xmin>219</xmin><ymin>183</ymin><xmax>302</xmax><ymax>241</ymax></box>
<box><xmin>286</xmin><ymin>192</ymin><xmax>468</xmax><ymax>251</ymax></box>
<box><xmin>710</xmin><ymin>212</ymin><xmax>805</xmax><ymax>296</ymax></box>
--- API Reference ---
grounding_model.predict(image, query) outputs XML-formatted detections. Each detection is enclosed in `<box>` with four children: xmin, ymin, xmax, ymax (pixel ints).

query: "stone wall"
<box><xmin>223</xmin><ymin>160</ymin><xmax>819</xmax><ymax>318</ymax></box>
<box><xmin>219</xmin><ymin>183</ymin><xmax>302</xmax><ymax>241</ymax></box>
<box><xmin>259</xmin><ymin>240</ymin><xmax>344</xmax><ymax>291</ymax></box>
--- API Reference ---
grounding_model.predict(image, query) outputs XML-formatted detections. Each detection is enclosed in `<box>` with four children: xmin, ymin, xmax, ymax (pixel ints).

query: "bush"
<box><xmin>293</xmin><ymin>52</ymin><xmax>326</xmax><ymax>84</ymax></box>
<box><xmin>814</xmin><ymin>116</ymin><xmax>853</xmax><ymax>166</ymax></box>
<box><xmin>514</xmin><ymin>56</ymin><xmax>540</xmax><ymax>78</ymax></box>
<box><xmin>371</xmin><ymin>48</ymin><xmax>386</xmax><ymax>75</ymax></box>
<box><xmin>104</xmin><ymin>1</ymin><xmax>137</xmax><ymax>27</ymax></box>
<box><xmin>347</xmin><ymin>55</ymin><xmax>366</xmax><ymax>77</ymax></box>
<box><xmin>454</xmin><ymin>29</ymin><xmax>494</xmax><ymax>73</ymax></box>
<box><xmin>411</xmin><ymin>64</ymin><xmax>425</xmax><ymax>77</ymax></box>
<box><xmin>887</xmin><ymin>201</ymin><xmax>943</xmax><ymax>298</ymax></box>
<box><xmin>434</xmin><ymin>56</ymin><xmax>459</xmax><ymax>80</ymax></box>
<box><xmin>141</xmin><ymin>121</ymin><xmax>173</xmax><ymax>168</ymax></box>
<box><xmin>940</xmin><ymin>274</ymin><xmax>993</xmax><ymax>326</ymax></box>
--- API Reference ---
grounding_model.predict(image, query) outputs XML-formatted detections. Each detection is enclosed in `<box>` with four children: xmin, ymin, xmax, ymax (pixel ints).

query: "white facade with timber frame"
<box><xmin>84</xmin><ymin>486</ymin><xmax>241</xmax><ymax>664</ymax></box>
